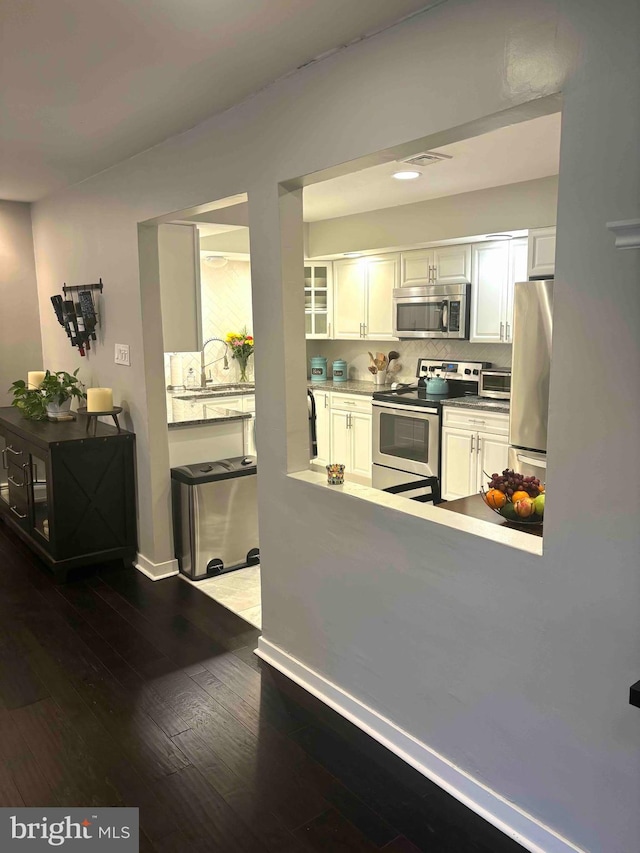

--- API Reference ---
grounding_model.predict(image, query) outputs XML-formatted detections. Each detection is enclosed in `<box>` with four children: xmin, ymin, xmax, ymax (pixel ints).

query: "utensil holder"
<box><xmin>374</xmin><ymin>369</ymin><xmax>387</xmax><ymax>385</ymax></box>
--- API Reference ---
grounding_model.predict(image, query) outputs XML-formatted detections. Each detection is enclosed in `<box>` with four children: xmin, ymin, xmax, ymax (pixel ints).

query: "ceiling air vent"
<box><xmin>399</xmin><ymin>151</ymin><xmax>452</xmax><ymax>167</ymax></box>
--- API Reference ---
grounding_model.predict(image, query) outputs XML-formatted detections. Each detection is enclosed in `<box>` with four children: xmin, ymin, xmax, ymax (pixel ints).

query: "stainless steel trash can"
<box><xmin>171</xmin><ymin>456</ymin><xmax>259</xmax><ymax>579</ymax></box>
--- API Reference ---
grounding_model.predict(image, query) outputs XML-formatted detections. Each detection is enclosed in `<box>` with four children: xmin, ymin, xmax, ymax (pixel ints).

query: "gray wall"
<box><xmin>0</xmin><ymin>201</ymin><xmax>43</xmax><ymax>406</ymax></box>
<box><xmin>307</xmin><ymin>175</ymin><xmax>558</xmax><ymax>257</ymax></box>
<box><xmin>29</xmin><ymin>1</ymin><xmax>640</xmax><ymax>850</ymax></box>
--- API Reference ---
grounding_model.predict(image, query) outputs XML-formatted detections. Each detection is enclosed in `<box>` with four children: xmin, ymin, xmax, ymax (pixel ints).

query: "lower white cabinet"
<box><xmin>328</xmin><ymin>393</ymin><xmax>372</xmax><ymax>483</ymax></box>
<box><xmin>441</xmin><ymin>408</ymin><xmax>509</xmax><ymax>500</ymax></box>
<box><xmin>313</xmin><ymin>390</ymin><xmax>331</xmax><ymax>467</ymax></box>
<box><xmin>242</xmin><ymin>394</ymin><xmax>256</xmax><ymax>456</ymax></box>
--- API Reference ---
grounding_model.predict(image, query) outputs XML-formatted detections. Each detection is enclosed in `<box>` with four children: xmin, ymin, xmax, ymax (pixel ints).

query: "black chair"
<box><xmin>382</xmin><ymin>476</ymin><xmax>443</xmax><ymax>505</ymax></box>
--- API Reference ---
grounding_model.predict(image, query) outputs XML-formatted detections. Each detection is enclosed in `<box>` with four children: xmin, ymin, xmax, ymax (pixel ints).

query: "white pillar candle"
<box><xmin>27</xmin><ymin>370</ymin><xmax>46</xmax><ymax>389</ymax></box>
<box><xmin>86</xmin><ymin>387</ymin><xmax>113</xmax><ymax>412</ymax></box>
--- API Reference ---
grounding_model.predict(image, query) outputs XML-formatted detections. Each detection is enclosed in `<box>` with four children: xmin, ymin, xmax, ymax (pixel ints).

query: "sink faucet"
<box><xmin>200</xmin><ymin>338</ymin><xmax>230</xmax><ymax>386</ymax></box>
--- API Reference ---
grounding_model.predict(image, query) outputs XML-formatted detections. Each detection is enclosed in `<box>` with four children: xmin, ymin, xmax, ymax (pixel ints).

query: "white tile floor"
<box><xmin>180</xmin><ymin>565</ymin><xmax>262</xmax><ymax>628</ymax></box>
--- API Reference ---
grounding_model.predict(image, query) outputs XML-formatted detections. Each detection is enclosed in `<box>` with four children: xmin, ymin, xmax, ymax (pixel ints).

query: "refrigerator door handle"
<box><xmin>515</xmin><ymin>452</ymin><xmax>547</xmax><ymax>469</ymax></box>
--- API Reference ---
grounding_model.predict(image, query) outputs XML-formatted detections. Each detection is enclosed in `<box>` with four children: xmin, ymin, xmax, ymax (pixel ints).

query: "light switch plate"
<box><xmin>115</xmin><ymin>343</ymin><xmax>131</xmax><ymax>366</ymax></box>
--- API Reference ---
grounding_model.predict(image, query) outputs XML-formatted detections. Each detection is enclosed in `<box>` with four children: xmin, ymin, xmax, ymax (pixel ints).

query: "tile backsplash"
<box><xmin>306</xmin><ymin>339</ymin><xmax>512</xmax><ymax>382</ymax></box>
<box><xmin>164</xmin><ymin>258</ymin><xmax>255</xmax><ymax>388</ymax></box>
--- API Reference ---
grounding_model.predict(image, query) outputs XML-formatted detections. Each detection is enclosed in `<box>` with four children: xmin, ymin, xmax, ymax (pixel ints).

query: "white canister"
<box><xmin>374</xmin><ymin>369</ymin><xmax>387</xmax><ymax>386</ymax></box>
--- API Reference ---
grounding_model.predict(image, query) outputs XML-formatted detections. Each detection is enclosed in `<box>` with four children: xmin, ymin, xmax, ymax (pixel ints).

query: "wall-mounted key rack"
<box><xmin>51</xmin><ymin>278</ymin><xmax>104</xmax><ymax>357</ymax></box>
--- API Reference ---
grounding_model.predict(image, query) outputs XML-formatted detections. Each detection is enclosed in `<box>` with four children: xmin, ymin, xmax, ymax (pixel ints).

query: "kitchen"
<box><xmin>154</xmin><ymin>111</ymin><xmax>559</xmax><ymax>623</ymax></box>
<box><xmin>304</xmin><ymin>112</ymin><xmax>559</xmax><ymax>534</ymax></box>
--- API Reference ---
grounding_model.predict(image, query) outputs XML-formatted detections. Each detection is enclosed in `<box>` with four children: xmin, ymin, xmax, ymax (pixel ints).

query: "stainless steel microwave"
<box><xmin>393</xmin><ymin>284</ymin><xmax>470</xmax><ymax>340</ymax></box>
<box><xmin>479</xmin><ymin>368</ymin><xmax>511</xmax><ymax>399</ymax></box>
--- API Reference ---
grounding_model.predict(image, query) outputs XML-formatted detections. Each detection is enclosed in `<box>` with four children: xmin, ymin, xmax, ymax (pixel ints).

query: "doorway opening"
<box><xmin>140</xmin><ymin>193</ymin><xmax>262</xmax><ymax>628</ymax></box>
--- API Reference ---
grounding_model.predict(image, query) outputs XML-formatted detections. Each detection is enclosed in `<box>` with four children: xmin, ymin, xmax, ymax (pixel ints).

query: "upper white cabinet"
<box><xmin>400</xmin><ymin>244</ymin><xmax>471</xmax><ymax>287</ymax></box>
<box><xmin>527</xmin><ymin>226</ymin><xmax>556</xmax><ymax>279</ymax></box>
<box><xmin>159</xmin><ymin>223</ymin><xmax>201</xmax><ymax>352</ymax></box>
<box><xmin>333</xmin><ymin>254</ymin><xmax>398</xmax><ymax>340</ymax></box>
<box><xmin>470</xmin><ymin>237</ymin><xmax>527</xmax><ymax>344</ymax></box>
<box><xmin>304</xmin><ymin>262</ymin><xmax>333</xmax><ymax>339</ymax></box>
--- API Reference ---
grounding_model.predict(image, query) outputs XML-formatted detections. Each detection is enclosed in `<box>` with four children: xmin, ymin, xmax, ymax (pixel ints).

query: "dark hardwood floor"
<box><xmin>0</xmin><ymin>520</ymin><xmax>525</xmax><ymax>852</ymax></box>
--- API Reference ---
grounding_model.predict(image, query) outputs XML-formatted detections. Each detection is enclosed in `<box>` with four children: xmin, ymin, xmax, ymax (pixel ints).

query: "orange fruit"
<box><xmin>538</xmin><ymin>484</ymin><xmax>545</xmax><ymax>493</ymax></box>
<box><xmin>512</xmin><ymin>490</ymin><xmax>530</xmax><ymax>504</ymax></box>
<box><xmin>485</xmin><ymin>488</ymin><xmax>506</xmax><ymax>509</ymax></box>
<box><xmin>514</xmin><ymin>497</ymin><xmax>535</xmax><ymax>518</ymax></box>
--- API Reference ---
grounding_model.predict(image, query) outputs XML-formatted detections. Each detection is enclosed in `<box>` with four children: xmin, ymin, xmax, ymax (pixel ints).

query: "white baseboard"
<box><xmin>256</xmin><ymin>637</ymin><xmax>585</xmax><ymax>853</ymax></box>
<box><xmin>134</xmin><ymin>552</ymin><xmax>180</xmax><ymax>580</ymax></box>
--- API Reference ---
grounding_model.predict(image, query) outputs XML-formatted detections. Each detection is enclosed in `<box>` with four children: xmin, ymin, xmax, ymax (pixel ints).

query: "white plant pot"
<box><xmin>46</xmin><ymin>398</ymin><xmax>72</xmax><ymax>419</ymax></box>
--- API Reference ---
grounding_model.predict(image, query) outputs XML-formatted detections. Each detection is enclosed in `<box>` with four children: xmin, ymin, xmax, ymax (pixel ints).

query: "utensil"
<box><xmin>368</xmin><ymin>351</ymin><xmax>376</xmax><ymax>368</ymax></box>
<box><xmin>387</xmin><ymin>350</ymin><xmax>400</xmax><ymax>363</ymax></box>
<box><xmin>368</xmin><ymin>365</ymin><xmax>378</xmax><ymax>375</ymax></box>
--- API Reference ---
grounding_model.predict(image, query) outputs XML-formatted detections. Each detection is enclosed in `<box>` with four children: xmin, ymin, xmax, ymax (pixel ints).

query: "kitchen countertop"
<box><xmin>169</xmin><ymin>383</ymin><xmax>255</xmax><ymax>399</ymax></box>
<box><xmin>308</xmin><ymin>379</ymin><xmax>376</xmax><ymax>397</ymax></box>
<box><xmin>167</xmin><ymin>396</ymin><xmax>250</xmax><ymax>429</ymax></box>
<box><xmin>440</xmin><ymin>395</ymin><xmax>510</xmax><ymax>414</ymax></box>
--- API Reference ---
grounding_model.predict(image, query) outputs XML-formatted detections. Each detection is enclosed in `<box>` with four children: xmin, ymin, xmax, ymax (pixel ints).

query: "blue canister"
<box><xmin>310</xmin><ymin>356</ymin><xmax>328</xmax><ymax>382</ymax></box>
<box><xmin>332</xmin><ymin>359</ymin><xmax>348</xmax><ymax>382</ymax></box>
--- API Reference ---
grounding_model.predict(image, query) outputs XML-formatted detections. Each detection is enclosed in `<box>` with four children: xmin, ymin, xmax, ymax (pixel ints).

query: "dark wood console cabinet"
<box><xmin>0</xmin><ymin>407</ymin><xmax>137</xmax><ymax>581</ymax></box>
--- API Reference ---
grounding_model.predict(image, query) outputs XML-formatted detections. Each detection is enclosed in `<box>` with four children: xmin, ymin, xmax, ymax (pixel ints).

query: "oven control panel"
<box><xmin>415</xmin><ymin>359</ymin><xmax>491</xmax><ymax>382</ymax></box>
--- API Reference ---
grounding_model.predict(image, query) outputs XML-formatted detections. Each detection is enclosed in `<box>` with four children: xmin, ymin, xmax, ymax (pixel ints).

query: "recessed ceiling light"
<box><xmin>344</xmin><ymin>252</ymin><xmax>363</xmax><ymax>257</ymax></box>
<box><xmin>392</xmin><ymin>170</ymin><xmax>421</xmax><ymax>181</ymax></box>
<box><xmin>486</xmin><ymin>233</ymin><xmax>513</xmax><ymax>240</ymax></box>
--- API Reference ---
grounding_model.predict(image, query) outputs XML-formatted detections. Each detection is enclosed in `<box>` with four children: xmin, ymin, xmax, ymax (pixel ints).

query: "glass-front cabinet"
<box><xmin>30</xmin><ymin>453</ymin><xmax>50</xmax><ymax>542</ymax></box>
<box><xmin>0</xmin><ymin>433</ymin><xmax>9</xmax><ymax>507</ymax></box>
<box><xmin>304</xmin><ymin>262</ymin><xmax>333</xmax><ymax>339</ymax></box>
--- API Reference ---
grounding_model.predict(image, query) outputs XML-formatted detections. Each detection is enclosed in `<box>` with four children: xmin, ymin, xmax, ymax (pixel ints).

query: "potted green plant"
<box><xmin>9</xmin><ymin>370</ymin><xmax>86</xmax><ymax>421</ymax></box>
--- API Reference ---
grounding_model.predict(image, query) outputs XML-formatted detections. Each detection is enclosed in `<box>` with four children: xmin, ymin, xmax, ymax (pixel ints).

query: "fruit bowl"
<box><xmin>480</xmin><ymin>469</ymin><xmax>545</xmax><ymax>526</ymax></box>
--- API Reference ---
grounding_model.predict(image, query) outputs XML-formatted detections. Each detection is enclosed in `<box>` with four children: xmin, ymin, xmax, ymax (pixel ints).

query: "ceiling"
<box><xmin>303</xmin><ymin>112</ymin><xmax>561</xmax><ymax>221</ymax></box>
<box><xmin>0</xmin><ymin>0</ymin><xmax>442</xmax><ymax>202</ymax></box>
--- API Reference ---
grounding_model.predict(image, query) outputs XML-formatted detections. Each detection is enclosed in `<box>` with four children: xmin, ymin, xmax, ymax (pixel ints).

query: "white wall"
<box><xmin>158</xmin><ymin>223</ymin><xmax>199</xmax><ymax>352</ymax></box>
<box><xmin>29</xmin><ymin>2</ymin><xmax>640</xmax><ymax>851</ymax></box>
<box><xmin>0</xmin><ymin>201</ymin><xmax>43</xmax><ymax>406</ymax></box>
<box><xmin>307</xmin><ymin>175</ymin><xmax>558</xmax><ymax>257</ymax></box>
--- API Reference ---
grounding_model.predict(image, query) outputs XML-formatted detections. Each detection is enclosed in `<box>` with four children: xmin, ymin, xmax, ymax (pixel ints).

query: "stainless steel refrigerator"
<box><xmin>508</xmin><ymin>279</ymin><xmax>554</xmax><ymax>481</ymax></box>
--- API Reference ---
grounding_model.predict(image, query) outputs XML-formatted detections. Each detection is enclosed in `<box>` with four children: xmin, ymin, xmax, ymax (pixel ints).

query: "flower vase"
<box><xmin>236</xmin><ymin>356</ymin><xmax>251</xmax><ymax>383</ymax></box>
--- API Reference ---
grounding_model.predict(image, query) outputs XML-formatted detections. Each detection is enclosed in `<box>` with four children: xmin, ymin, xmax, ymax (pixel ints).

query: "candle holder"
<box><xmin>76</xmin><ymin>406</ymin><xmax>123</xmax><ymax>436</ymax></box>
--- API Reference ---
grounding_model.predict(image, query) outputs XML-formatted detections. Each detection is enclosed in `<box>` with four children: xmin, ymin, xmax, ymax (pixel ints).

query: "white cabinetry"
<box><xmin>470</xmin><ymin>238</ymin><xmax>527</xmax><ymax>343</ymax></box>
<box><xmin>304</xmin><ymin>262</ymin><xmax>333</xmax><ymax>339</ymax></box>
<box><xmin>527</xmin><ymin>227</ymin><xmax>556</xmax><ymax>279</ymax></box>
<box><xmin>400</xmin><ymin>245</ymin><xmax>471</xmax><ymax>286</ymax></box>
<box><xmin>313</xmin><ymin>389</ymin><xmax>331</xmax><ymax>467</ymax></box>
<box><xmin>333</xmin><ymin>255</ymin><xmax>398</xmax><ymax>340</ymax></box>
<box><xmin>242</xmin><ymin>394</ymin><xmax>256</xmax><ymax>456</ymax></box>
<box><xmin>328</xmin><ymin>393</ymin><xmax>372</xmax><ymax>483</ymax></box>
<box><xmin>441</xmin><ymin>407</ymin><xmax>509</xmax><ymax>500</ymax></box>
<box><xmin>158</xmin><ymin>223</ymin><xmax>200</xmax><ymax>352</ymax></box>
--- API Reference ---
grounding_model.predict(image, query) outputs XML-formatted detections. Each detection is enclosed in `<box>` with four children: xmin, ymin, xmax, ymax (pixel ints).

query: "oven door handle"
<box><xmin>441</xmin><ymin>300</ymin><xmax>449</xmax><ymax>332</ymax></box>
<box><xmin>372</xmin><ymin>402</ymin><xmax>439</xmax><ymax>415</ymax></box>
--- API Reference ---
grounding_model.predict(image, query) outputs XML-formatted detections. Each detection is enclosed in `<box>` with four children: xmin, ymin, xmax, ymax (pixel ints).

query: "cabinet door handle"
<box><xmin>1</xmin><ymin>448</ymin><xmax>7</xmax><ymax>469</ymax></box>
<box><xmin>362</xmin><ymin>323</ymin><xmax>367</xmax><ymax>337</ymax></box>
<box><xmin>6</xmin><ymin>446</ymin><xmax>23</xmax><ymax>457</ymax></box>
<box><xmin>7</xmin><ymin>474</ymin><xmax>25</xmax><ymax>487</ymax></box>
<box><xmin>10</xmin><ymin>505</ymin><xmax>27</xmax><ymax>520</ymax></box>
<box><xmin>470</xmin><ymin>435</ymin><xmax>475</xmax><ymax>453</ymax></box>
<box><xmin>506</xmin><ymin>322</ymin><xmax>511</xmax><ymax>341</ymax></box>
<box><xmin>324</xmin><ymin>394</ymin><xmax>328</xmax><ymax>409</ymax></box>
<box><xmin>477</xmin><ymin>436</ymin><xmax>482</xmax><ymax>454</ymax></box>
<box><xmin>500</xmin><ymin>321</ymin><xmax>504</xmax><ymax>341</ymax></box>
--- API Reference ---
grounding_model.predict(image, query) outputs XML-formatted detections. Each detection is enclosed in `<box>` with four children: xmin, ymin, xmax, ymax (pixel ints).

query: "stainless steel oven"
<box><xmin>372</xmin><ymin>400</ymin><xmax>440</xmax><ymax>478</ymax></box>
<box><xmin>393</xmin><ymin>283</ymin><xmax>470</xmax><ymax>340</ymax></box>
